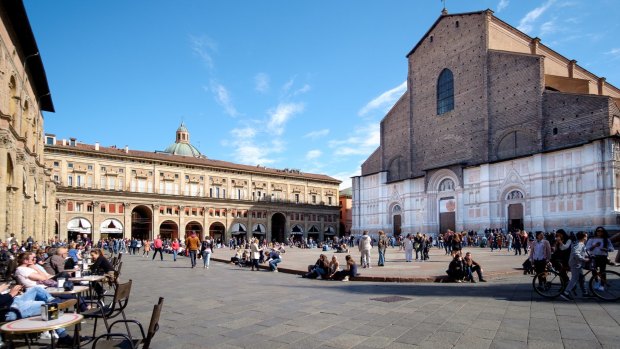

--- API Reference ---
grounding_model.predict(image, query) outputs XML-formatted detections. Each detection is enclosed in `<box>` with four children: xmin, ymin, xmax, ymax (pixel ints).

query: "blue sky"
<box><xmin>25</xmin><ymin>0</ymin><xmax>620</xmax><ymax>189</ymax></box>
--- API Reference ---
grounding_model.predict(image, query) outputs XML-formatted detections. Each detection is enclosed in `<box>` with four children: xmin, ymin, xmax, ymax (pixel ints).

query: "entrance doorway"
<box><xmin>508</xmin><ymin>203</ymin><xmax>524</xmax><ymax>231</ymax></box>
<box><xmin>271</xmin><ymin>213</ymin><xmax>286</xmax><ymax>243</ymax></box>
<box><xmin>393</xmin><ymin>215</ymin><xmax>402</xmax><ymax>237</ymax></box>
<box><xmin>439</xmin><ymin>197</ymin><xmax>456</xmax><ymax>234</ymax></box>
<box><xmin>185</xmin><ymin>221</ymin><xmax>203</xmax><ymax>240</ymax></box>
<box><xmin>131</xmin><ymin>206</ymin><xmax>152</xmax><ymax>240</ymax></box>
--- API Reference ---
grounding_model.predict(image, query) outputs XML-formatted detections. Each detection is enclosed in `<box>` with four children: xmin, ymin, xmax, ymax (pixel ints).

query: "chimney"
<box><xmin>124</xmin><ymin>145</ymin><xmax>129</xmax><ymax>153</ymax></box>
<box><xmin>70</xmin><ymin>137</ymin><xmax>76</xmax><ymax>146</ymax></box>
<box><xmin>530</xmin><ymin>37</ymin><xmax>541</xmax><ymax>55</ymax></box>
<box><xmin>568</xmin><ymin>60</ymin><xmax>577</xmax><ymax>78</ymax></box>
<box><xmin>95</xmin><ymin>142</ymin><xmax>99</xmax><ymax>151</ymax></box>
<box><xmin>62</xmin><ymin>139</ymin><xmax>67</xmax><ymax>146</ymax></box>
<box><xmin>598</xmin><ymin>77</ymin><xmax>606</xmax><ymax>95</ymax></box>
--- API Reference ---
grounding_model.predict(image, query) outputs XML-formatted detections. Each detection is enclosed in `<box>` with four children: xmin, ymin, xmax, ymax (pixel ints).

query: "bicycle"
<box><xmin>532</xmin><ymin>260</ymin><xmax>620</xmax><ymax>301</ymax></box>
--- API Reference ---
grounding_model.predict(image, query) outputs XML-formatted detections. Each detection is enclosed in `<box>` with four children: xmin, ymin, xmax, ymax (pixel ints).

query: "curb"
<box><xmin>210</xmin><ymin>257</ymin><xmax>524</xmax><ymax>283</ymax></box>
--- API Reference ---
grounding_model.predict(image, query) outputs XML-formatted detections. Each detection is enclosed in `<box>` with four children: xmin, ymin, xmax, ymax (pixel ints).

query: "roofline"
<box><xmin>406</xmin><ymin>9</ymin><xmax>491</xmax><ymax>58</ymax></box>
<box><xmin>44</xmin><ymin>143</ymin><xmax>341</xmax><ymax>184</ymax></box>
<box><xmin>1</xmin><ymin>1</ymin><xmax>54</xmax><ymax>112</ymax></box>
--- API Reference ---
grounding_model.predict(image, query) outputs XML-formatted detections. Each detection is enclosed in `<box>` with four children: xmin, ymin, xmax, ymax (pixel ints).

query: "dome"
<box><xmin>161</xmin><ymin>122</ymin><xmax>204</xmax><ymax>157</ymax></box>
<box><xmin>163</xmin><ymin>142</ymin><xmax>202</xmax><ymax>157</ymax></box>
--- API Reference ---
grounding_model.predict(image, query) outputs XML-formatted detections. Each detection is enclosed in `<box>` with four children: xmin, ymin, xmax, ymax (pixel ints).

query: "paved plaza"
<box><xmin>95</xmin><ymin>250</ymin><xmax>620</xmax><ymax>349</ymax></box>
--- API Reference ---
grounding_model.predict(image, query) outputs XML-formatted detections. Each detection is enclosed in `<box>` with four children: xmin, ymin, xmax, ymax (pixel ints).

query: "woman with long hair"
<box><xmin>586</xmin><ymin>226</ymin><xmax>615</xmax><ymax>291</ymax></box>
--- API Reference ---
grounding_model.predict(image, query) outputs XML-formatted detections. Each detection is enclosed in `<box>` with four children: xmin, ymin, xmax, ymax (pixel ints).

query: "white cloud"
<box><xmin>605</xmin><ymin>48</ymin><xmax>620</xmax><ymax>59</ymax></box>
<box><xmin>208</xmin><ymin>81</ymin><xmax>239</xmax><ymax>117</ymax></box>
<box><xmin>517</xmin><ymin>0</ymin><xmax>556</xmax><ymax>34</ymax></box>
<box><xmin>497</xmin><ymin>0</ymin><xmax>509</xmax><ymax>12</ymax></box>
<box><xmin>229</xmin><ymin>127</ymin><xmax>277</xmax><ymax>165</ymax></box>
<box><xmin>189</xmin><ymin>35</ymin><xmax>217</xmax><ymax>69</ymax></box>
<box><xmin>358</xmin><ymin>81</ymin><xmax>407</xmax><ymax>117</ymax></box>
<box><xmin>267</xmin><ymin>102</ymin><xmax>305</xmax><ymax>135</ymax></box>
<box><xmin>255</xmin><ymin>73</ymin><xmax>270</xmax><ymax>93</ymax></box>
<box><xmin>293</xmin><ymin>84</ymin><xmax>311</xmax><ymax>96</ymax></box>
<box><xmin>329</xmin><ymin>169</ymin><xmax>361</xmax><ymax>190</ymax></box>
<box><xmin>539</xmin><ymin>19</ymin><xmax>558</xmax><ymax>36</ymax></box>
<box><xmin>282</xmin><ymin>78</ymin><xmax>295</xmax><ymax>93</ymax></box>
<box><xmin>304</xmin><ymin>129</ymin><xmax>330</xmax><ymax>139</ymax></box>
<box><xmin>306</xmin><ymin>150</ymin><xmax>322</xmax><ymax>160</ymax></box>
<box><xmin>231</xmin><ymin>126</ymin><xmax>256</xmax><ymax>138</ymax></box>
<box><xmin>329</xmin><ymin>123</ymin><xmax>380</xmax><ymax>156</ymax></box>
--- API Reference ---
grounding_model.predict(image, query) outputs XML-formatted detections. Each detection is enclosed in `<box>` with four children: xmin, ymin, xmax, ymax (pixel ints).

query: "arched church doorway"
<box><xmin>271</xmin><ymin>213</ymin><xmax>286</xmax><ymax>243</ymax></box>
<box><xmin>439</xmin><ymin>197</ymin><xmax>456</xmax><ymax>234</ymax></box>
<box><xmin>506</xmin><ymin>190</ymin><xmax>525</xmax><ymax>231</ymax></box>
<box><xmin>131</xmin><ymin>206</ymin><xmax>152</xmax><ymax>240</ymax></box>
<box><xmin>392</xmin><ymin>204</ymin><xmax>402</xmax><ymax>237</ymax></box>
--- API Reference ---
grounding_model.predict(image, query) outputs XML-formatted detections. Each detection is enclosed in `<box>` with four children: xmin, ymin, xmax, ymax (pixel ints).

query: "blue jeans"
<box><xmin>189</xmin><ymin>250</ymin><xmax>198</xmax><ymax>267</ymax></box>
<box><xmin>269</xmin><ymin>258</ymin><xmax>281</xmax><ymax>271</ymax></box>
<box><xmin>7</xmin><ymin>287</ymin><xmax>55</xmax><ymax>320</ymax></box>
<box><xmin>202</xmin><ymin>251</ymin><xmax>211</xmax><ymax>267</ymax></box>
<box><xmin>378</xmin><ymin>249</ymin><xmax>386</xmax><ymax>266</ymax></box>
<box><xmin>172</xmin><ymin>250</ymin><xmax>178</xmax><ymax>261</ymax></box>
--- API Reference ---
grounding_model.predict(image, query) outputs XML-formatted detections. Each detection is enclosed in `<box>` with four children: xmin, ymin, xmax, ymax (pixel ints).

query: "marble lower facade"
<box><xmin>352</xmin><ymin>138</ymin><xmax>620</xmax><ymax>235</ymax></box>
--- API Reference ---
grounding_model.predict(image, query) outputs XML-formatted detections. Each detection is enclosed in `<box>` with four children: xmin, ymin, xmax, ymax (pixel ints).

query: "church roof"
<box><xmin>163</xmin><ymin>142</ymin><xmax>202</xmax><ymax>157</ymax></box>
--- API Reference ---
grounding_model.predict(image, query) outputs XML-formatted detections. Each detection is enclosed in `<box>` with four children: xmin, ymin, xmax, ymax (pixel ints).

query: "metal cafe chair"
<box><xmin>81</xmin><ymin>279</ymin><xmax>132</xmax><ymax>339</ymax></box>
<box><xmin>91</xmin><ymin>297</ymin><xmax>164</xmax><ymax>349</ymax></box>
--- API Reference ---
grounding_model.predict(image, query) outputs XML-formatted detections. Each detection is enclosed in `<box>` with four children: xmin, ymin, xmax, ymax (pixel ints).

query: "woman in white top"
<box><xmin>403</xmin><ymin>234</ymin><xmax>414</xmax><ymax>262</ymax></box>
<box><xmin>586</xmin><ymin>226</ymin><xmax>615</xmax><ymax>290</ymax></box>
<box><xmin>14</xmin><ymin>252</ymin><xmax>55</xmax><ymax>289</ymax></box>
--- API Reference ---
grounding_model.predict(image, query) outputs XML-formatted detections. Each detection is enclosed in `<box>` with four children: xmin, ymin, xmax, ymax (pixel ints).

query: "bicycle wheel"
<box><xmin>589</xmin><ymin>270</ymin><xmax>620</xmax><ymax>301</ymax></box>
<box><xmin>533</xmin><ymin>269</ymin><xmax>565</xmax><ymax>298</ymax></box>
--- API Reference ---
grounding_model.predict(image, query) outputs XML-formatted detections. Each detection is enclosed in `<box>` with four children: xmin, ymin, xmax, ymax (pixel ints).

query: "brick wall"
<box><xmin>542</xmin><ymin>92</ymin><xmax>612</xmax><ymax>151</ymax></box>
<box><xmin>408</xmin><ymin>13</ymin><xmax>489</xmax><ymax>176</ymax></box>
<box><xmin>361</xmin><ymin>147</ymin><xmax>381</xmax><ymax>175</ymax></box>
<box><xmin>380</xmin><ymin>94</ymin><xmax>410</xmax><ymax>181</ymax></box>
<box><xmin>487</xmin><ymin>50</ymin><xmax>543</xmax><ymax>161</ymax></box>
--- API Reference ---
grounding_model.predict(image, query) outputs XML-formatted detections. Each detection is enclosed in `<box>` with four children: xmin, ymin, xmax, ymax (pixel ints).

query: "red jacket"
<box><xmin>154</xmin><ymin>239</ymin><xmax>163</xmax><ymax>249</ymax></box>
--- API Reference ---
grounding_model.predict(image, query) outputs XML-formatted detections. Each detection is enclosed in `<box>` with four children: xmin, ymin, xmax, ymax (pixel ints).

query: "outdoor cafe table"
<box><xmin>47</xmin><ymin>285</ymin><xmax>90</xmax><ymax>311</ymax></box>
<box><xmin>68</xmin><ymin>275</ymin><xmax>106</xmax><ymax>300</ymax></box>
<box><xmin>0</xmin><ymin>313</ymin><xmax>84</xmax><ymax>348</ymax></box>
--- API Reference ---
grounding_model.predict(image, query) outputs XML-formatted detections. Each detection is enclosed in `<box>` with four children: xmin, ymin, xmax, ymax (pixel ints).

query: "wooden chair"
<box><xmin>91</xmin><ymin>297</ymin><xmax>164</xmax><ymax>349</ymax></box>
<box><xmin>82</xmin><ymin>279</ymin><xmax>132</xmax><ymax>338</ymax></box>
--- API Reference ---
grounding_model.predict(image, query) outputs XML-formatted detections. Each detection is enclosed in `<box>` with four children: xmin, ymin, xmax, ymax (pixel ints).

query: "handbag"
<box><xmin>38</xmin><ymin>279</ymin><xmax>58</xmax><ymax>287</ymax></box>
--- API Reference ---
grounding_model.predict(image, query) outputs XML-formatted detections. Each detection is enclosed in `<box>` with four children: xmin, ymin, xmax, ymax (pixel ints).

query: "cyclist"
<box><xmin>586</xmin><ymin>226</ymin><xmax>615</xmax><ymax>291</ymax></box>
<box><xmin>551</xmin><ymin>229</ymin><xmax>572</xmax><ymax>285</ymax></box>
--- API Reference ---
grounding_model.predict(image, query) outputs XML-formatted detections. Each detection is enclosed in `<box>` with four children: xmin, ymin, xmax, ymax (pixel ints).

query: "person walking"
<box><xmin>561</xmin><ymin>231</ymin><xmax>589</xmax><ymax>300</ymax></box>
<box><xmin>358</xmin><ymin>231</ymin><xmax>372</xmax><ymax>268</ymax></box>
<box><xmin>586</xmin><ymin>226</ymin><xmax>615</xmax><ymax>291</ymax></box>
<box><xmin>185</xmin><ymin>231</ymin><xmax>201</xmax><ymax>268</ymax></box>
<box><xmin>142</xmin><ymin>239</ymin><xmax>151</xmax><ymax>257</ymax></box>
<box><xmin>201</xmin><ymin>236</ymin><xmax>213</xmax><ymax>269</ymax></box>
<box><xmin>250</xmin><ymin>238</ymin><xmax>262</xmax><ymax>271</ymax></box>
<box><xmin>377</xmin><ymin>230</ymin><xmax>389</xmax><ymax>267</ymax></box>
<box><xmin>404</xmin><ymin>234</ymin><xmax>414</xmax><ymax>262</ymax></box>
<box><xmin>171</xmin><ymin>238</ymin><xmax>180</xmax><ymax>262</ymax></box>
<box><xmin>152</xmin><ymin>235</ymin><xmax>164</xmax><ymax>261</ymax></box>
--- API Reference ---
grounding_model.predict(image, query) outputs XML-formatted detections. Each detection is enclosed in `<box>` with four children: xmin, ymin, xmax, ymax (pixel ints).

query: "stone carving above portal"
<box><xmin>210</xmin><ymin>176</ymin><xmax>226</xmax><ymax>186</ymax></box>
<box><xmin>291</xmin><ymin>185</ymin><xmax>304</xmax><ymax>193</ymax></box>
<box><xmin>506</xmin><ymin>190</ymin><xmax>524</xmax><ymax>200</ymax></box>
<box><xmin>271</xmin><ymin>183</ymin><xmax>285</xmax><ymax>191</ymax></box>
<box><xmin>231</xmin><ymin>178</ymin><xmax>248</xmax><ymax>187</ymax></box>
<box><xmin>253</xmin><ymin>181</ymin><xmax>267</xmax><ymax>189</ymax></box>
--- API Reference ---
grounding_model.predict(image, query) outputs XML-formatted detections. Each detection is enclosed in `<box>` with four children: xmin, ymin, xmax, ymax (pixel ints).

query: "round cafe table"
<box><xmin>0</xmin><ymin>313</ymin><xmax>84</xmax><ymax>348</ymax></box>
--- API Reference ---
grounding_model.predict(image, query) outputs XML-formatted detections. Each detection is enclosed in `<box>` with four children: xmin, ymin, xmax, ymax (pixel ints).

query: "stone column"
<box><xmin>179</xmin><ymin>205</ymin><xmax>186</xmax><ymax>239</ymax></box>
<box><xmin>58</xmin><ymin>199</ymin><xmax>67</xmax><ymax>242</ymax></box>
<box><xmin>92</xmin><ymin>201</ymin><xmax>100</xmax><ymax>243</ymax></box>
<box><xmin>26</xmin><ymin>166</ymin><xmax>35</xmax><ymax>241</ymax></box>
<box><xmin>0</xmin><ymin>147</ymin><xmax>7</xmax><ymax>241</ymax></box>
<box><xmin>14</xmin><ymin>152</ymin><xmax>25</xmax><ymax>243</ymax></box>
<box><xmin>152</xmin><ymin>204</ymin><xmax>160</xmax><ymax>240</ymax></box>
<box><xmin>123</xmin><ymin>202</ymin><xmax>131</xmax><ymax>239</ymax></box>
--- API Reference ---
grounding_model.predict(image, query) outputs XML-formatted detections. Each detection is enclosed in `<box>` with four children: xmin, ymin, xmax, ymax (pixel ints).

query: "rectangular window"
<box><xmin>312</xmin><ymin>195</ymin><xmax>316</xmax><ymax>204</ymax></box>
<box><xmin>223</xmin><ymin>189</ymin><xmax>226</xmax><ymax>199</ymax></box>
<box><xmin>67</xmin><ymin>175</ymin><xmax>73</xmax><ymax>186</ymax></box>
<box><xmin>67</xmin><ymin>201</ymin><xmax>73</xmax><ymax>211</ymax></box>
<box><xmin>87</xmin><ymin>176</ymin><xmax>93</xmax><ymax>188</ymax></box>
<box><xmin>77</xmin><ymin>175</ymin><xmax>82</xmax><ymax>187</ymax></box>
<box><xmin>109</xmin><ymin>177</ymin><xmax>116</xmax><ymax>190</ymax></box>
<box><xmin>328</xmin><ymin>197</ymin><xmax>332</xmax><ymax>205</ymax></box>
<box><xmin>109</xmin><ymin>204</ymin><xmax>116</xmax><ymax>214</ymax></box>
<box><xmin>100</xmin><ymin>204</ymin><xmax>106</xmax><ymax>213</ymax></box>
<box><xmin>87</xmin><ymin>165</ymin><xmax>93</xmax><ymax>171</ymax></box>
<box><xmin>216</xmin><ymin>187</ymin><xmax>220</xmax><ymax>198</ymax></box>
<box><xmin>119</xmin><ymin>205</ymin><xmax>124</xmax><ymax>214</ymax></box>
<box><xmin>53</xmin><ymin>175</ymin><xmax>59</xmax><ymax>182</ymax></box>
<box><xmin>75</xmin><ymin>203</ymin><xmax>83</xmax><ymax>212</ymax></box>
<box><xmin>68</xmin><ymin>163</ymin><xmax>73</xmax><ymax>168</ymax></box>
<box><xmin>46</xmin><ymin>137</ymin><xmax>55</xmax><ymax>145</ymax></box>
<box><xmin>295</xmin><ymin>194</ymin><xmax>299</xmax><ymax>203</ymax></box>
<box><xmin>53</xmin><ymin>161</ymin><xmax>59</xmax><ymax>167</ymax></box>
<box><xmin>87</xmin><ymin>204</ymin><xmax>93</xmax><ymax>212</ymax></box>
<box><xmin>166</xmin><ymin>207</ymin><xmax>173</xmax><ymax>215</ymax></box>
<box><xmin>100</xmin><ymin>176</ymin><xmax>106</xmax><ymax>189</ymax></box>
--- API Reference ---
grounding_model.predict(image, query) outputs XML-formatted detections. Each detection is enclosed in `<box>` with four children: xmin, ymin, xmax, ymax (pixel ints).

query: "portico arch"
<box><xmin>160</xmin><ymin>220</ymin><xmax>178</xmax><ymax>240</ymax></box>
<box><xmin>185</xmin><ymin>221</ymin><xmax>203</xmax><ymax>240</ymax></box>
<box><xmin>67</xmin><ymin>217</ymin><xmax>91</xmax><ymax>242</ymax></box>
<box><xmin>271</xmin><ymin>212</ymin><xmax>286</xmax><ymax>243</ymax></box>
<box><xmin>209</xmin><ymin>222</ymin><xmax>225</xmax><ymax>243</ymax></box>
<box><xmin>131</xmin><ymin>205</ymin><xmax>152</xmax><ymax>240</ymax></box>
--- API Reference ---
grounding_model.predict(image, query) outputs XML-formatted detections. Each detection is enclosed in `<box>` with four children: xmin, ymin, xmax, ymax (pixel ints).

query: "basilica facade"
<box><xmin>352</xmin><ymin>10</ymin><xmax>620</xmax><ymax>236</ymax></box>
<box><xmin>45</xmin><ymin>124</ymin><xmax>341</xmax><ymax>243</ymax></box>
<box><xmin>0</xmin><ymin>2</ymin><xmax>56</xmax><ymax>244</ymax></box>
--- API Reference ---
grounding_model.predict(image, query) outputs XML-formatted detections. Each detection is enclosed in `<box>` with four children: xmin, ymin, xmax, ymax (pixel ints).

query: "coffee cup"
<box><xmin>57</xmin><ymin>278</ymin><xmax>65</xmax><ymax>288</ymax></box>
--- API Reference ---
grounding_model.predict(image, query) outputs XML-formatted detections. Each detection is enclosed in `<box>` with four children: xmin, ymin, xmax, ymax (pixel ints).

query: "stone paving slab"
<box><xmin>6</xmin><ymin>252</ymin><xmax>620</xmax><ymax>349</ymax></box>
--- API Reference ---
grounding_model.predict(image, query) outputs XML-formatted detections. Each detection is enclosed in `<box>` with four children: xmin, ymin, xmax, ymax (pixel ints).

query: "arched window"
<box><xmin>437</xmin><ymin>69</ymin><xmax>454</xmax><ymax>115</ymax></box>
